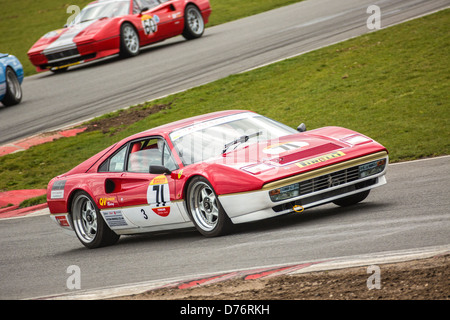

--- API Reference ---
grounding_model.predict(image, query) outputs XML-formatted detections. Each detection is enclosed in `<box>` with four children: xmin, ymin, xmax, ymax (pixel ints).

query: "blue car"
<box><xmin>0</xmin><ymin>53</ymin><xmax>24</xmax><ymax>106</ymax></box>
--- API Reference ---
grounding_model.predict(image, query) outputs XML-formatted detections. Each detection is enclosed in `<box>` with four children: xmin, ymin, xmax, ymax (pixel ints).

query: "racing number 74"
<box><xmin>153</xmin><ymin>184</ymin><xmax>166</xmax><ymax>207</ymax></box>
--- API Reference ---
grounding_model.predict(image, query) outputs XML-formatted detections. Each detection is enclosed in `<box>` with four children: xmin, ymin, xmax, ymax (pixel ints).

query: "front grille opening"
<box><xmin>299</xmin><ymin>166</ymin><xmax>359</xmax><ymax>195</ymax></box>
<box><xmin>272</xmin><ymin>178</ymin><xmax>377</xmax><ymax>213</ymax></box>
<box><xmin>40</xmin><ymin>53</ymin><xmax>96</xmax><ymax>69</ymax></box>
<box><xmin>46</xmin><ymin>48</ymin><xmax>79</xmax><ymax>62</ymax></box>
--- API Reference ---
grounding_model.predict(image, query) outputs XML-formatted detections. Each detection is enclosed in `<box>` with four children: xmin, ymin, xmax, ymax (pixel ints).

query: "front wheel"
<box><xmin>120</xmin><ymin>23</ymin><xmax>140</xmax><ymax>58</ymax></box>
<box><xmin>186</xmin><ymin>177</ymin><xmax>233</xmax><ymax>237</ymax></box>
<box><xmin>1</xmin><ymin>67</ymin><xmax>22</xmax><ymax>106</ymax></box>
<box><xmin>182</xmin><ymin>5</ymin><xmax>205</xmax><ymax>40</ymax></box>
<box><xmin>71</xmin><ymin>191</ymin><xmax>120</xmax><ymax>249</ymax></box>
<box><xmin>332</xmin><ymin>190</ymin><xmax>370</xmax><ymax>207</ymax></box>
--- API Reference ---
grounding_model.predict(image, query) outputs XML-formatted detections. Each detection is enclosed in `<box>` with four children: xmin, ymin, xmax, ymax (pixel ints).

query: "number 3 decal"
<box><xmin>141</xmin><ymin>15</ymin><xmax>157</xmax><ymax>35</ymax></box>
<box><xmin>147</xmin><ymin>175</ymin><xmax>171</xmax><ymax>217</ymax></box>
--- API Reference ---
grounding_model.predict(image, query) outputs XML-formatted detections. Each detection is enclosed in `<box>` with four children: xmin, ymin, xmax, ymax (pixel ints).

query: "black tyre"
<box><xmin>182</xmin><ymin>5</ymin><xmax>205</xmax><ymax>40</ymax></box>
<box><xmin>186</xmin><ymin>176</ymin><xmax>233</xmax><ymax>237</ymax></box>
<box><xmin>332</xmin><ymin>190</ymin><xmax>371</xmax><ymax>207</ymax></box>
<box><xmin>119</xmin><ymin>23</ymin><xmax>140</xmax><ymax>58</ymax></box>
<box><xmin>71</xmin><ymin>191</ymin><xmax>120</xmax><ymax>249</ymax></box>
<box><xmin>1</xmin><ymin>67</ymin><xmax>22</xmax><ymax>106</ymax></box>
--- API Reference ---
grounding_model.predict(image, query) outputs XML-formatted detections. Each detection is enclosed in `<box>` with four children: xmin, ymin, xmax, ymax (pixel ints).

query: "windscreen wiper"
<box><xmin>222</xmin><ymin>131</ymin><xmax>262</xmax><ymax>154</ymax></box>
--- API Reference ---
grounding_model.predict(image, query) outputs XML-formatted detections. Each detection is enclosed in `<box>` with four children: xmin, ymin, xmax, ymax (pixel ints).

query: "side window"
<box><xmin>163</xmin><ymin>143</ymin><xmax>177</xmax><ymax>171</ymax></box>
<box><xmin>99</xmin><ymin>145</ymin><xmax>128</xmax><ymax>172</ymax></box>
<box><xmin>133</xmin><ymin>0</ymin><xmax>161</xmax><ymax>13</ymax></box>
<box><xmin>127</xmin><ymin>137</ymin><xmax>178</xmax><ymax>173</ymax></box>
<box><xmin>109</xmin><ymin>146</ymin><xmax>128</xmax><ymax>172</ymax></box>
<box><xmin>133</xmin><ymin>0</ymin><xmax>142</xmax><ymax>14</ymax></box>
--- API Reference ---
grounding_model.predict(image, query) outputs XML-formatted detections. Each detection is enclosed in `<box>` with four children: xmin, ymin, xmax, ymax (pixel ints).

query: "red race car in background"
<box><xmin>27</xmin><ymin>0</ymin><xmax>211</xmax><ymax>73</ymax></box>
<box><xmin>47</xmin><ymin>110</ymin><xmax>389</xmax><ymax>248</ymax></box>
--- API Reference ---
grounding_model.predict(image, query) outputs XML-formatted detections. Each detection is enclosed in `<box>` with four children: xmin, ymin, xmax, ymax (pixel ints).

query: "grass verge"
<box><xmin>0</xmin><ymin>9</ymin><xmax>448</xmax><ymax>198</ymax></box>
<box><xmin>0</xmin><ymin>0</ymin><xmax>303</xmax><ymax>76</ymax></box>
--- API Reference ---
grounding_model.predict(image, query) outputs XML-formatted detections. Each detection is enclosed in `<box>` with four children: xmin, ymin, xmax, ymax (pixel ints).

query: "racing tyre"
<box><xmin>332</xmin><ymin>190</ymin><xmax>370</xmax><ymax>207</ymax></box>
<box><xmin>120</xmin><ymin>23</ymin><xmax>140</xmax><ymax>58</ymax></box>
<box><xmin>186</xmin><ymin>177</ymin><xmax>233</xmax><ymax>237</ymax></box>
<box><xmin>1</xmin><ymin>67</ymin><xmax>22</xmax><ymax>106</ymax></box>
<box><xmin>71</xmin><ymin>191</ymin><xmax>120</xmax><ymax>249</ymax></box>
<box><xmin>182</xmin><ymin>5</ymin><xmax>204</xmax><ymax>40</ymax></box>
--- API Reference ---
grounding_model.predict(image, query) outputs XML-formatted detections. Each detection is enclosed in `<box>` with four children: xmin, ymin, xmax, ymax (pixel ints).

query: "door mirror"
<box><xmin>149</xmin><ymin>165</ymin><xmax>171</xmax><ymax>175</ymax></box>
<box><xmin>297</xmin><ymin>123</ymin><xmax>306</xmax><ymax>132</ymax></box>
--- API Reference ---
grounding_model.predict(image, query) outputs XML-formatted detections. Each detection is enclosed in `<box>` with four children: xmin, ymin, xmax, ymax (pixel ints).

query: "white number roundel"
<box><xmin>147</xmin><ymin>175</ymin><xmax>171</xmax><ymax>217</ymax></box>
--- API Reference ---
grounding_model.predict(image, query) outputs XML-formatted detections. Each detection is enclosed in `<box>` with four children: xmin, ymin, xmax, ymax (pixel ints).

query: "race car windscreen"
<box><xmin>70</xmin><ymin>0</ymin><xmax>130</xmax><ymax>25</ymax></box>
<box><xmin>169</xmin><ymin>113</ymin><xmax>298</xmax><ymax>166</ymax></box>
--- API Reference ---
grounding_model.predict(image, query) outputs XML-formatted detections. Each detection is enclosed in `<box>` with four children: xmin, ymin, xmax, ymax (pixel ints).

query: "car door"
<box><xmin>134</xmin><ymin>0</ymin><xmax>183</xmax><ymax>44</ymax></box>
<box><xmin>96</xmin><ymin>136</ymin><xmax>189</xmax><ymax>229</ymax></box>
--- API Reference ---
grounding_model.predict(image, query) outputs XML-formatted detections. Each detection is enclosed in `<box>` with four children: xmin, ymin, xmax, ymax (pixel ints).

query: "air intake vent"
<box><xmin>279</xmin><ymin>143</ymin><xmax>342</xmax><ymax>164</ymax></box>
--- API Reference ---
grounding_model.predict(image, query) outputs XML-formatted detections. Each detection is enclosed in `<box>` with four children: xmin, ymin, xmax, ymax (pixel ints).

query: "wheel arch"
<box><xmin>119</xmin><ymin>20</ymin><xmax>141</xmax><ymax>49</ymax></box>
<box><xmin>66</xmin><ymin>187</ymin><xmax>96</xmax><ymax>217</ymax></box>
<box><xmin>120</xmin><ymin>20</ymin><xmax>139</xmax><ymax>33</ymax></box>
<box><xmin>182</xmin><ymin>173</ymin><xmax>208</xmax><ymax>203</ymax></box>
<box><xmin>184</xmin><ymin>2</ymin><xmax>201</xmax><ymax>13</ymax></box>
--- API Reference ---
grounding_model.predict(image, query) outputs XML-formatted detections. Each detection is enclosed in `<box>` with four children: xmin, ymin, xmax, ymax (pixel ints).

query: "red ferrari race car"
<box><xmin>48</xmin><ymin>110</ymin><xmax>389</xmax><ymax>248</ymax></box>
<box><xmin>27</xmin><ymin>0</ymin><xmax>211</xmax><ymax>73</ymax></box>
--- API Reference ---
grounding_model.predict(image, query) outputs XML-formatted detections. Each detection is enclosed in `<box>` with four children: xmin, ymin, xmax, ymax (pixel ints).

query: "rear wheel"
<box><xmin>71</xmin><ymin>191</ymin><xmax>119</xmax><ymax>249</ymax></box>
<box><xmin>186</xmin><ymin>177</ymin><xmax>233</xmax><ymax>237</ymax></box>
<box><xmin>332</xmin><ymin>190</ymin><xmax>370</xmax><ymax>207</ymax></box>
<box><xmin>182</xmin><ymin>5</ymin><xmax>205</xmax><ymax>40</ymax></box>
<box><xmin>1</xmin><ymin>67</ymin><xmax>22</xmax><ymax>106</ymax></box>
<box><xmin>120</xmin><ymin>23</ymin><xmax>140</xmax><ymax>58</ymax></box>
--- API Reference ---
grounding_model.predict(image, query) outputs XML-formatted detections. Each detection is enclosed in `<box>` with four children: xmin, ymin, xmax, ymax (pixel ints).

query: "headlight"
<box><xmin>243</xmin><ymin>163</ymin><xmax>274</xmax><ymax>175</ymax></box>
<box><xmin>359</xmin><ymin>159</ymin><xmax>386</xmax><ymax>178</ymax></box>
<box><xmin>269</xmin><ymin>183</ymin><xmax>300</xmax><ymax>202</ymax></box>
<box><xmin>341</xmin><ymin>134</ymin><xmax>372</xmax><ymax>145</ymax></box>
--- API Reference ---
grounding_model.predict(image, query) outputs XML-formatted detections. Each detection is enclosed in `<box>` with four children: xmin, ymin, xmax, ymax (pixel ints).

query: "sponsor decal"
<box><xmin>147</xmin><ymin>175</ymin><xmax>171</xmax><ymax>217</ymax></box>
<box><xmin>98</xmin><ymin>196</ymin><xmax>117</xmax><ymax>207</ymax></box>
<box><xmin>55</xmin><ymin>215</ymin><xmax>70</xmax><ymax>227</ymax></box>
<box><xmin>295</xmin><ymin>151</ymin><xmax>346</xmax><ymax>168</ymax></box>
<box><xmin>263</xmin><ymin>141</ymin><xmax>309</xmax><ymax>155</ymax></box>
<box><xmin>51</xmin><ymin>180</ymin><xmax>66</xmax><ymax>199</ymax></box>
<box><xmin>50</xmin><ymin>61</ymin><xmax>81</xmax><ymax>70</ymax></box>
<box><xmin>102</xmin><ymin>210</ymin><xmax>128</xmax><ymax>227</ymax></box>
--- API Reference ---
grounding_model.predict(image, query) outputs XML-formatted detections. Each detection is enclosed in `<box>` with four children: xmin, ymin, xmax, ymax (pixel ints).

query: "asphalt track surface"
<box><xmin>1</xmin><ymin>0</ymin><xmax>449</xmax><ymax>145</ymax></box>
<box><xmin>0</xmin><ymin>0</ymin><xmax>449</xmax><ymax>300</ymax></box>
<box><xmin>0</xmin><ymin>156</ymin><xmax>448</xmax><ymax>300</ymax></box>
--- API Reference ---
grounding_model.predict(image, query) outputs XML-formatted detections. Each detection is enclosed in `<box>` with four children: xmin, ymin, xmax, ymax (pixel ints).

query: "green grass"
<box><xmin>19</xmin><ymin>194</ymin><xmax>47</xmax><ymax>209</ymax></box>
<box><xmin>0</xmin><ymin>9</ymin><xmax>448</xmax><ymax>197</ymax></box>
<box><xmin>0</xmin><ymin>0</ymin><xmax>303</xmax><ymax>76</ymax></box>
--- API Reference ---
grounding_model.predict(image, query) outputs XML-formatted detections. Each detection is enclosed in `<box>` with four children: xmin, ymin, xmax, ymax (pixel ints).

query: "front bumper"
<box><xmin>219</xmin><ymin>151</ymin><xmax>388</xmax><ymax>224</ymax></box>
<box><xmin>31</xmin><ymin>37</ymin><xmax>119</xmax><ymax>71</ymax></box>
